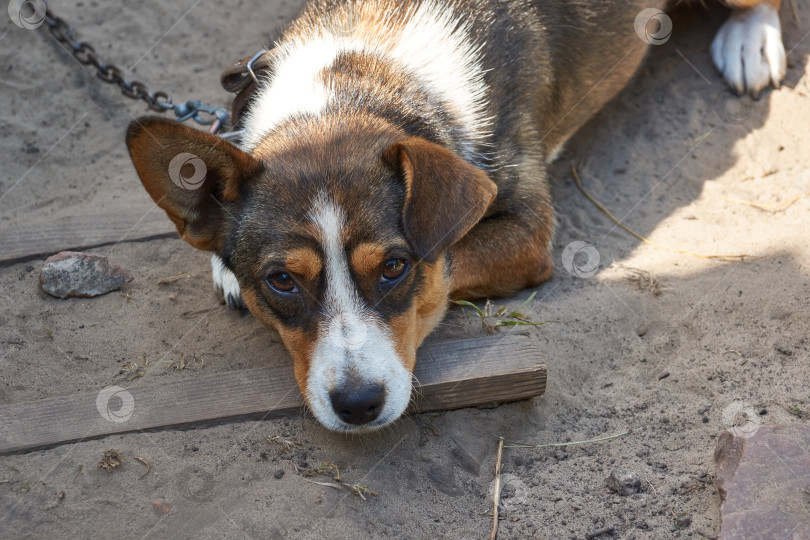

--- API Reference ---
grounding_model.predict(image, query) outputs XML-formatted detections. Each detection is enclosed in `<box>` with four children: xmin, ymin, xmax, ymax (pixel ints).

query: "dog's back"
<box><xmin>241</xmin><ymin>0</ymin><xmax>665</xmax><ymax>170</ymax></box>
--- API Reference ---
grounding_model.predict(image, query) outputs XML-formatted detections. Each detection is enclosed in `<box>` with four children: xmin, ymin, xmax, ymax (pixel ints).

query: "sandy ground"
<box><xmin>1</xmin><ymin>1</ymin><xmax>810</xmax><ymax>538</ymax></box>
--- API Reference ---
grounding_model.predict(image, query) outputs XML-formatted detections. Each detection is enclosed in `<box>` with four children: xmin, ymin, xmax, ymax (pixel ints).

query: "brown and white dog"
<box><xmin>126</xmin><ymin>0</ymin><xmax>786</xmax><ymax>431</ymax></box>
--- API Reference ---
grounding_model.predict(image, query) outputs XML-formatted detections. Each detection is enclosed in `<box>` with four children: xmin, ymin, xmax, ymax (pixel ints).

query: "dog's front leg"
<box><xmin>211</xmin><ymin>254</ymin><xmax>244</xmax><ymax>309</ymax></box>
<box><xmin>449</xmin><ymin>205</ymin><xmax>553</xmax><ymax>300</ymax></box>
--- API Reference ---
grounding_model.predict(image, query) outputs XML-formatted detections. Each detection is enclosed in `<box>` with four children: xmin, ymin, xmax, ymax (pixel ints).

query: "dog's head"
<box><xmin>126</xmin><ymin>116</ymin><xmax>496</xmax><ymax>431</ymax></box>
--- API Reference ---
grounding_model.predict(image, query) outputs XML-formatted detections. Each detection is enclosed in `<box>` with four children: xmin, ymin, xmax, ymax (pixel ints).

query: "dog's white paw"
<box><xmin>211</xmin><ymin>254</ymin><xmax>244</xmax><ymax>309</ymax></box>
<box><xmin>711</xmin><ymin>4</ymin><xmax>786</xmax><ymax>99</ymax></box>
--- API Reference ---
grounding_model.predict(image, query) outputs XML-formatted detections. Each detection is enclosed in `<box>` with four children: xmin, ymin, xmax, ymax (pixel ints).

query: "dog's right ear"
<box><xmin>126</xmin><ymin>117</ymin><xmax>262</xmax><ymax>252</ymax></box>
<box><xmin>383</xmin><ymin>137</ymin><xmax>497</xmax><ymax>263</ymax></box>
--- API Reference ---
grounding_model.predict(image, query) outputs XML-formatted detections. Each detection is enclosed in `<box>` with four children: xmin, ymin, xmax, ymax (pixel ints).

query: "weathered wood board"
<box><xmin>0</xmin><ymin>332</ymin><xmax>545</xmax><ymax>454</ymax></box>
<box><xmin>0</xmin><ymin>210</ymin><xmax>175</xmax><ymax>264</ymax></box>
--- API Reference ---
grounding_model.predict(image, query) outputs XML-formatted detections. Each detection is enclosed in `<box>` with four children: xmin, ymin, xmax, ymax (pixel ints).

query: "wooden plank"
<box><xmin>0</xmin><ymin>333</ymin><xmax>545</xmax><ymax>454</ymax></box>
<box><xmin>0</xmin><ymin>210</ymin><xmax>175</xmax><ymax>264</ymax></box>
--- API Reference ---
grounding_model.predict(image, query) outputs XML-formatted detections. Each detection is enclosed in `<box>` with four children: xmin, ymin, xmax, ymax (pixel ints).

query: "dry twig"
<box><xmin>504</xmin><ymin>427</ymin><xmax>641</xmax><ymax>449</ymax></box>
<box><xmin>299</xmin><ymin>463</ymin><xmax>377</xmax><ymax>501</ymax></box>
<box><xmin>722</xmin><ymin>193</ymin><xmax>806</xmax><ymax>213</ymax></box>
<box><xmin>133</xmin><ymin>456</ymin><xmax>151</xmax><ymax>479</ymax></box>
<box><xmin>157</xmin><ymin>273</ymin><xmax>191</xmax><ymax>285</ymax></box>
<box><xmin>490</xmin><ymin>437</ymin><xmax>505</xmax><ymax>540</ymax></box>
<box><xmin>267</xmin><ymin>435</ymin><xmax>299</xmax><ymax>453</ymax></box>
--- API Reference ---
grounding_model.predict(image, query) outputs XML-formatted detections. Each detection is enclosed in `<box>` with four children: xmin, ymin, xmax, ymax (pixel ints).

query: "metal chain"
<box><xmin>42</xmin><ymin>6</ymin><xmax>233</xmax><ymax>135</ymax></box>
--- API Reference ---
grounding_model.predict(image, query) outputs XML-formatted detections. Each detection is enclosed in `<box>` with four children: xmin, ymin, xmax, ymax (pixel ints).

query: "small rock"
<box><xmin>715</xmin><ymin>425</ymin><xmax>810</xmax><ymax>539</ymax></box>
<box><xmin>273</xmin><ymin>469</ymin><xmax>285</xmax><ymax>479</ymax></box>
<box><xmin>40</xmin><ymin>251</ymin><xmax>132</xmax><ymax>298</ymax></box>
<box><xmin>658</xmin><ymin>371</ymin><xmax>670</xmax><ymax>380</ymax></box>
<box><xmin>606</xmin><ymin>468</ymin><xmax>641</xmax><ymax>495</ymax></box>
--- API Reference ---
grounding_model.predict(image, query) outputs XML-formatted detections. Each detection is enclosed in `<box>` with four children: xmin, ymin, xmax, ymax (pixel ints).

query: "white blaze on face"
<box><xmin>307</xmin><ymin>192</ymin><xmax>412</xmax><ymax>430</ymax></box>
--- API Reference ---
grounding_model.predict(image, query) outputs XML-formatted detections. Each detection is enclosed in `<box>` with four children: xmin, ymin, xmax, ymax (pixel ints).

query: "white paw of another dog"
<box><xmin>211</xmin><ymin>254</ymin><xmax>244</xmax><ymax>309</ymax></box>
<box><xmin>711</xmin><ymin>4</ymin><xmax>786</xmax><ymax>99</ymax></box>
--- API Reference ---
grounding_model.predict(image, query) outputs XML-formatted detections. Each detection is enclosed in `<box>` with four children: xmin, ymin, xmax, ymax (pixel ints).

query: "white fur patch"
<box><xmin>711</xmin><ymin>4</ymin><xmax>786</xmax><ymax>98</ymax></box>
<box><xmin>305</xmin><ymin>192</ymin><xmax>411</xmax><ymax>431</ymax></box>
<box><xmin>211</xmin><ymin>254</ymin><xmax>243</xmax><ymax>309</ymax></box>
<box><xmin>241</xmin><ymin>1</ymin><xmax>491</xmax><ymax>159</ymax></box>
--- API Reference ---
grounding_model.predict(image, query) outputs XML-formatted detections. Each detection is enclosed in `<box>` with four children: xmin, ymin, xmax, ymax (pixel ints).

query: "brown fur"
<box><xmin>286</xmin><ymin>248</ymin><xmax>323</xmax><ymax>282</ymax></box>
<box><xmin>242</xmin><ymin>287</ymin><xmax>315</xmax><ymax>392</ymax></box>
<box><xmin>127</xmin><ymin>0</ymin><xmax>784</xmax><ymax>428</ymax></box>
<box><xmin>383</xmin><ymin>137</ymin><xmax>498</xmax><ymax>263</ymax></box>
<box><xmin>350</xmin><ymin>243</ymin><xmax>387</xmax><ymax>277</ymax></box>
<box><xmin>389</xmin><ymin>258</ymin><xmax>449</xmax><ymax>373</ymax></box>
<box><xmin>126</xmin><ymin>118</ymin><xmax>262</xmax><ymax>252</ymax></box>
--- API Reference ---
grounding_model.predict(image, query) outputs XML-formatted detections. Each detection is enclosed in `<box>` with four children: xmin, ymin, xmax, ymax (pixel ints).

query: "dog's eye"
<box><xmin>268</xmin><ymin>272</ymin><xmax>297</xmax><ymax>293</ymax></box>
<box><xmin>381</xmin><ymin>258</ymin><xmax>408</xmax><ymax>281</ymax></box>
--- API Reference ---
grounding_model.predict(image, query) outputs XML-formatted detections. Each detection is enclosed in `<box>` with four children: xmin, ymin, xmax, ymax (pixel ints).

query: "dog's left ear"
<box><xmin>384</xmin><ymin>137</ymin><xmax>497</xmax><ymax>262</ymax></box>
<box><xmin>126</xmin><ymin>117</ymin><xmax>262</xmax><ymax>252</ymax></box>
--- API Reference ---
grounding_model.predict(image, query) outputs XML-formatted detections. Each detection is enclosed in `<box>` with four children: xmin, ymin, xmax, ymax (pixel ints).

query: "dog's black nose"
<box><xmin>329</xmin><ymin>383</ymin><xmax>385</xmax><ymax>425</ymax></box>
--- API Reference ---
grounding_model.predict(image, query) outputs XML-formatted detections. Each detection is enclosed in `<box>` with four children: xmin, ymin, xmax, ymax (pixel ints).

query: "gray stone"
<box><xmin>606</xmin><ymin>467</ymin><xmax>641</xmax><ymax>495</ymax></box>
<box><xmin>715</xmin><ymin>424</ymin><xmax>810</xmax><ymax>540</ymax></box>
<box><xmin>40</xmin><ymin>251</ymin><xmax>132</xmax><ymax>298</ymax></box>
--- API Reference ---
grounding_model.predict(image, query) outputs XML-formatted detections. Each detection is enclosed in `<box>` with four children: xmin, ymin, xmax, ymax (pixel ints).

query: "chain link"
<box><xmin>42</xmin><ymin>7</ymin><xmax>232</xmax><ymax>134</ymax></box>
